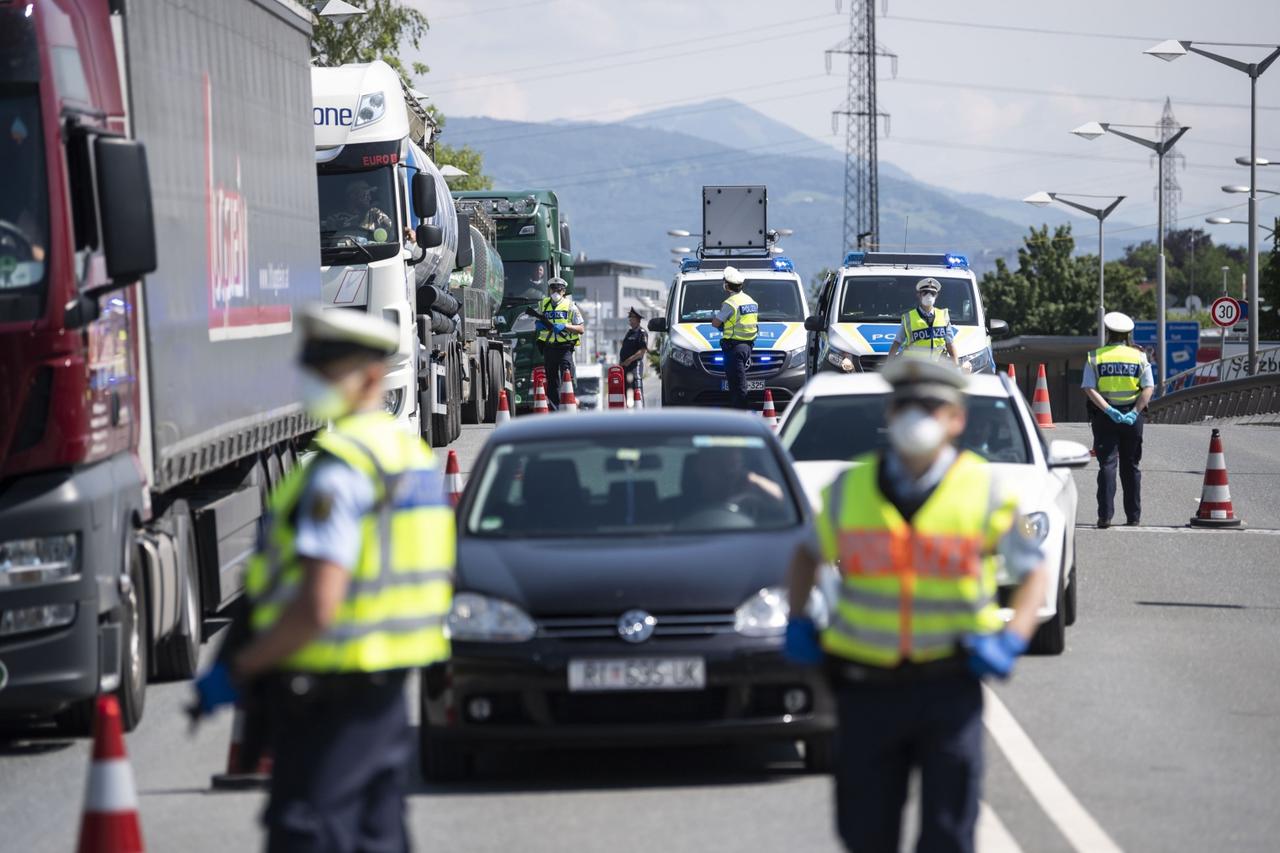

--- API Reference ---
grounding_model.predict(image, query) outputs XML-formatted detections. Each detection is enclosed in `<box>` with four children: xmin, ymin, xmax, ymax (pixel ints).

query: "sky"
<box><xmin>406</xmin><ymin>0</ymin><xmax>1280</xmax><ymax>245</ymax></box>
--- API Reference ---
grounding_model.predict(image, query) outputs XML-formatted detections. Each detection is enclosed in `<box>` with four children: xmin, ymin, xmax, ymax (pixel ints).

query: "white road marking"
<box><xmin>983</xmin><ymin>686</ymin><xmax>1123</xmax><ymax>853</ymax></box>
<box><xmin>978</xmin><ymin>802</ymin><xmax>1024</xmax><ymax>853</ymax></box>
<box><xmin>1076</xmin><ymin>524</ymin><xmax>1280</xmax><ymax>536</ymax></box>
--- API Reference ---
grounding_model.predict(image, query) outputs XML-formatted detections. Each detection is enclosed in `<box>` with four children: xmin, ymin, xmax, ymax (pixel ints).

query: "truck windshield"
<box><xmin>838</xmin><ymin>275</ymin><xmax>977</xmax><ymax>325</ymax></box>
<box><xmin>502</xmin><ymin>260</ymin><xmax>550</xmax><ymax>303</ymax></box>
<box><xmin>679</xmin><ymin>279</ymin><xmax>803</xmax><ymax>323</ymax></box>
<box><xmin>0</xmin><ymin>90</ymin><xmax>48</xmax><ymax>300</ymax></box>
<box><xmin>317</xmin><ymin>169</ymin><xmax>400</xmax><ymax>265</ymax></box>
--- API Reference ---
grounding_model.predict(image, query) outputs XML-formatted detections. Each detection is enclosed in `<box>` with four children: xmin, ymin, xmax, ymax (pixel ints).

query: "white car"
<box><xmin>776</xmin><ymin>372</ymin><xmax>1091</xmax><ymax>654</ymax></box>
<box><xmin>573</xmin><ymin>363</ymin><xmax>603</xmax><ymax>410</ymax></box>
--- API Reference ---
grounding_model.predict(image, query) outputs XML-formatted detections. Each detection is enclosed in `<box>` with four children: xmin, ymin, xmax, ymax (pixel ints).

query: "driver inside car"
<box><xmin>676</xmin><ymin>448</ymin><xmax>785</xmax><ymax>517</ymax></box>
<box><xmin>322</xmin><ymin>179</ymin><xmax>394</xmax><ymax>239</ymax></box>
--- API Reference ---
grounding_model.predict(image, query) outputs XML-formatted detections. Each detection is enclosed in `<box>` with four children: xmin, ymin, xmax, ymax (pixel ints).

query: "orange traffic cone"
<box><xmin>1007</xmin><ymin>363</ymin><xmax>1016</xmax><ymax>380</ymax></box>
<box><xmin>77</xmin><ymin>695</ymin><xmax>144</xmax><ymax>853</ymax></box>
<box><xmin>496</xmin><ymin>389</ymin><xmax>511</xmax><ymax>424</ymax></box>
<box><xmin>632</xmin><ymin>384</ymin><xmax>643</xmax><ymax>409</ymax></box>
<box><xmin>445</xmin><ymin>451</ymin><xmax>463</xmax><ymax>507</ymax></box>
<box><xmin>532</xmin><ymin>377</ymin><xmax>549</xmax><ymax>414</ymax></box>
<box><xmin>210</xmin><ymin>703</ymin><xmax>272</xmax><ymax>791</ymax></box>
<box><xmin>559</xmin><ymin>370</ymin><xmax>578</xmax><ymax>414</ymax></box>
<box><xmin>1190</xmin><ymin>429</ymin><xmax>1243</xmax><ymax>527</ymax></box>
<box><xmin>1032</xmin><ymin>364</ymin><xmax>1055</xmax><ymax>429</ymax></box>
<box><xmin>761</xmin><ymin>390</ymin><xmax>780</xmax><ymax>429</ymax></box>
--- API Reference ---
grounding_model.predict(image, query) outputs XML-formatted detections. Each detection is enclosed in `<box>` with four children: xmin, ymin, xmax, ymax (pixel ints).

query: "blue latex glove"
<box><xmin>193</xmin><ymin>661</ymin><xmax>240</xmax><ymax>715</ymax></box>
<box><xmin>964</xmin><ymin>630</ymin><xmax>1029</xmax><ymax>680</ymax></box>
<box><xmin>1104</xmin><ymin>406</ymin><xmax>1125</xmax><ymax>424</ymax></box>
<box><xmin>553</xmin><ymin>322</ymin><xmax>567</xmax><ymax>334</ymax></box>
<box><xmin>1121</xmin><ymin>410</ymin><xmax>1139</xmax><ymax>426</ymax></box>
<box><xmin>784</xmin><ymin>617</ymin><xmax>824</xmax><ymax>665</ymax></box>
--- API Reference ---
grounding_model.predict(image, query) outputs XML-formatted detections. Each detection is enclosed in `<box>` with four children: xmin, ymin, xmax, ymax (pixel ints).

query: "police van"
<box><xmin>805</xmin><ymin>251</ymin><xmax>1007</xmax><ymax>375</ymax></box>
<box><xmin>650</xmin><ymin>255</ymin><xmax>810</xmax><ymax>407</ymax></box>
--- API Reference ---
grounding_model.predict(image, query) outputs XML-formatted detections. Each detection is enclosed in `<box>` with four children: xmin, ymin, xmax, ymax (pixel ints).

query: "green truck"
<box><xmin>453</xmin><ymin>190</ymin><xmax>575</xmax><ymax>413</ymax></box>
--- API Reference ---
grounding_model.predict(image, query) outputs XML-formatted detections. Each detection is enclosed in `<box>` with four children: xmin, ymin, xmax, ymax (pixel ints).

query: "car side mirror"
<box><xmin>804</xmin><ymin>315</ymin><xmax>824</xmax><ymax>332</ymax></box>
<box><xmin>95</xmin><ymin>137</ymin><xmax>157</xmax><ymax>288</ymax></box>
<box><xmin>1047</xmin><ymin>439</ymin><xmax>1091</xmax><ymax>468</ymax></box>
<box><xmin>648</xmin><ymin>317</ymin><xmax>668</xmax><ymax>333</ymax></box>
<box><xmin>988</xmin><ymin>318</ymin><xmax>1009</xmax><ymax>338</ymax></box>
<box><xmin>412</xmin><ymin>171</ymin><xmax>437</xmax><ymax>219</ymax></box>
<box><xmin>454</xmin><ymin>212</ymin><xmax>473</xmax><ymax>270</ymax></box>
<box><xmin>416</xmin><ymin>223</ymin><xmax>443</xmax><ymax>249</ymax></box>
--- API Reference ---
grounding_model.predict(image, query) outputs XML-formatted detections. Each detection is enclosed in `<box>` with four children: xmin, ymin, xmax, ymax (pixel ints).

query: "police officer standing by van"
<box><xmin>886</xmin><ymin>277</ymin><xmax>960</xmax><ymax>366</ymax></box>
<box><xmin>193</xmin><ymin>307</ymin><xmax>454</xmax><ymax>852</ymax></box>
<box><xmin>711</xmin><ymin>265</ymin><xmax>758</xmax><ymax>410</ymax></box>
<box><xmin>1082</xmin><ymin>311</ymin><xmax>1154</xmax><ymax>528</ymax></box>
<box><xmin>783</xmin><ymin>358</ymin><xmax>1047</xmax><ymax>853</ymax></box>
<box><xmin>535</xmin><ymin>276</ymin><xmax>585</xmax><ymax>410</ymax></box>
<box><xmin>619</xmin><ymin>306</ymin><xmax>649</xmax><ymax>399</ymax></box>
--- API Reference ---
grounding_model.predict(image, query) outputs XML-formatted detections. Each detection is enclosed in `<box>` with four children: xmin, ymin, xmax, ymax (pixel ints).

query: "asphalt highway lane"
<box><xmin>2</xmin><ymin>419</ymin><xmax>1278</xmax><ymax>852</ymax></box>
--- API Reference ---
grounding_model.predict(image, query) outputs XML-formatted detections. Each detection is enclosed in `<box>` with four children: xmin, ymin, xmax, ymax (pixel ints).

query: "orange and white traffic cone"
<box><xmin>77</xmin><ymin>695</ymin><xmax>144</xmax><ymax>853</ymax></box>
<box><xmin>1032</xmin><ymin>363</ymin><xmax>1055</xmax><ymax>429</ymax></box>
<box><xmin>632</xmin><ymin>384</ymin><xmax>643</xmax><ymax>410</ymax></box>
<box><xmin>559</xmin><ymin>370</ymin><xmax>578</xmax><ymax>413</ymax></box>
<box><xmin>496</xmin><ymin>389</ymin><xmax>511</xmax><ymax>424</ymax></box>
<box><xmin>210</xmin><ymin>703</ymin><xmax>272</xmax><ymax>791</ymax></box>
<box><xmin>532</xmin><ymin>377</ymin><xmax>549</xmax><ymax>414</ymax></box>
<box><xmin>445</xmin><ymin>450</ymin><xmax>463</xmax><ymax>507</ymax></box>
<box><xmin>1190</xmin><ymin>429</ymin><xmax>1243</xmax><ymax>527</ymax></box>
<box><xmin>761</xmin><ymin>390</ymin><xmax>780</xmax><ymax>430</ymax></box>
<box><xmin>1007</xmin><ymin>363</ymin><xmax>1016</xmax><ymax>380</ymax></box>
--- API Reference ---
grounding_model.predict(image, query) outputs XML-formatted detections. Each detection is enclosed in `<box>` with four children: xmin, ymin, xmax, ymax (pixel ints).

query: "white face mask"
<box><xmin>301</xmin><ymin>371</ymin><xmax>352</xmax><ymax>422</ymax></box>
<box><xmin>887</xmin><ymin>407</ymin><xmax>946</xmax><ymax>459</ymax></box>
<box><xmin>919</xmin><ymin>294</ymin><xmax>937</xmax><ymax>310</ymax></box>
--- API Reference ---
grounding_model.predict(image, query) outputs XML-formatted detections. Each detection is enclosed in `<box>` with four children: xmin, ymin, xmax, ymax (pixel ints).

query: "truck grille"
<box><xmin>538</xmin><ymin>613</ymin><xmax>736</xmax><ymax>640</ymax></box>
<box><xmin>698</xmin><ymin>350</ymin><xmax>786</xmax><ymax>376</ymax></box>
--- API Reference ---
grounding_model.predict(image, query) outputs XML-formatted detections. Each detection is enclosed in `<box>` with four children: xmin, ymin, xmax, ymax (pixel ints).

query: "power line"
<box><xmin>880</xmin><ymin>14</ymin><xmax>1163</xmax><ymax>43</ymax></box>
<box><xmin>883</xmin><ymin>76</ymin><xmax>1280</xmax><ymax>113</ymax></box>
<box><xmin>432</xmin><ymin>0</ymin><xmax>562</xmax><ymax>21</ymax></box>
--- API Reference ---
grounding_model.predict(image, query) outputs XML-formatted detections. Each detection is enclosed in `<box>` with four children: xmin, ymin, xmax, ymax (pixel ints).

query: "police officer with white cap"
<box><xmin>711</xmin><ymin>265</ymin><xmax>759</xmax><ymax>410</ymax></box>
<box><xmin>886</xmin><ymin>277</ymin><xmax>960</xmax><ymax>366</ymax></box>
<box><xmin>1082</xmin><ymin>311</ymin><xmax>1154</xmax><ymax>528</ymax></box>
<box><xmin>194</xmin><ymin>306</ymin><xmax>455</xmax><ymax>851</ymax></box>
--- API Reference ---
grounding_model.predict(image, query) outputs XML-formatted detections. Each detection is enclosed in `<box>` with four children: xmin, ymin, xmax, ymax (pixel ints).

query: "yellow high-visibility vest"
<box><xmin>901</xmin><ymin>307</ymin><xmax>951</xmax><ymax>356</ymax></box>
<box><xmin>721</xmin><ymin>291</ymin><xmax>759</xmax><ymax>342</ymax></box>
<box><xmin>536</xmin><ymin>295</ymin><xmax>581</xmax><ymax>345</ymax></box>
<box><xmin>1088</xmin><ymin>345</ymin><xmax>1145</xmax><ymax>405</ymax></box>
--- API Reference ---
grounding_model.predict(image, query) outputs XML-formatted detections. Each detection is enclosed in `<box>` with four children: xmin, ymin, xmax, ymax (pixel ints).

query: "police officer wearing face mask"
<box><xmin>783</xmin><ymin>358</ymin><xmax>1047</xmax><ymax>853</ymax></box>
<box><xmin>886</xmin><ymin>278</ymin><xmax>960</xmax><ymax>367</ymax></box>
<box><xmin>535</xmin><ymin>277</ymin><xmax>585</xmax><ymax>410</ymax></box>
<box><xmin>193</xmin><ymin>306</ymin><xmax>455</xmax><ymax>852</ymax></box>
<box><xmin>1082</xmin><ymin>311</ymin><xmax>1154</xmax><ymax>528</ymax></box>
<box><xmin>711</xmin><ymin>265</ymin><xmax>758</xmax><ymax>410</ymax></box>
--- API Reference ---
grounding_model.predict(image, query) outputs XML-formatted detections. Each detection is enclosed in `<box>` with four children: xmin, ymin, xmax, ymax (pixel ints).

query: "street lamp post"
<box><xmin>1072</xmin><ymin>121</ymin><xmax>1189</xmax><ymax>382</ymax></box>
<box><xmin>1206</xmin><ymin>217</ymin><xmax>1277</xmax><ymax>239</ymax></box>
<box><xmin>1145</xmin><ymin>39</ymin><xmax>1280</xmax><ymax>373</ymax></box>
<box><xmin>1024</xmin><ymin>191</ymin><xmax>1125</xmax><ymax>346</ymax></box>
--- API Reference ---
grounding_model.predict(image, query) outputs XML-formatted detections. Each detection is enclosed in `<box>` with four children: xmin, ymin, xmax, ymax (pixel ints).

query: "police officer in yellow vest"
<box><xmin>784</xmin><ymin>358</ymin><xmax>1047</xmax><ymax>853</ymax></box>
<box><xmin>535</xmin><ymin>277</ymin><xmax>585</xmax><ymax>411</ymax></box>
<box><xmin>1082</xmin><ymin>311</ymin><xmax>1154</xmax><ymax>528</ymax></box>
<box><xmin>193</xmin><ymin>306</ymin><xmax>454</xmax><ymax>852</ymax></box>
<box><xmin>711</xmin><ymin>265</ymin><xmax>759</xmax><ymax>410</ymax></box>
<box><xmin>886</xmin><ymin>277</ymin><xmax>960</xmax><ymax>366</ymax></box>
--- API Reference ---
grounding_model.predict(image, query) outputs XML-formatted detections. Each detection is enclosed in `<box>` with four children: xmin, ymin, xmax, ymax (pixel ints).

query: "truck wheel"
<box><xmin>419</xmin><ymin>383</ymin><xmax>435</xmax><ymax>448</ymax></box>
<box><xmin>155</xmin><ymin>502</ymin><xmax>202</xmax><ymax>680</ymax></box>
<box><xmin>115</xmin><ymin>537</ymin><xmax>148</xmax><ymax>731</ymax></box>
<box><xmin>430</xmin><ymin>356</ymin><xmax>449</xmax><ymax>448</ymax></box>
<box><xmin>450</xmin><ymin>349</ymin><xmax>463</xmax><ymax>442</ymax></box>
<box><xmin>461</xmin><ymin>353</ymin><xmax>482</xmax><ymax>426</ymax></box>
<box><xmin>482</xmin><ymin>349</ymin><xmax>502</xmax><ymax>422</ymax></box>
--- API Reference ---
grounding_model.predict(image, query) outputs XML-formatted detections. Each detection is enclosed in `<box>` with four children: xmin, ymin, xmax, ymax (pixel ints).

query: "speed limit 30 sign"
<box><xmin>1211</xmin><ymin>296</ymin><xmax>1241</xmax><ymax>328</ymax></box>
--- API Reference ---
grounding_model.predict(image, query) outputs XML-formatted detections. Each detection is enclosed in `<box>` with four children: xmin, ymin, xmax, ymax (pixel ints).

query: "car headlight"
<box><xmin>446</xmin><ymin>592</ymin><xmax>537</xmax><ymax>642</ymax></box>
<box><xmin>734</xmin><ymin>586</ymin><xmax>829</xmax><ymax>637</ymax></box>
<box><xmin>961</xmin><ymin>348</ymin><xmax>993</xmax><ymax>374</ymax></box>
<box><xmin>786</xmin><ymin>346</ymin><xmax>807</xmax><ymax>369</ymax></box>
<box><xmin>383</xmin><ymin>388</ymin><xmax>405</xmax><ymax>416</ymax></box>
<box><xmin>0</xmin><ymin>534</ymin><xmax>79</xmax><ymax>588</ymax></box>
<box><xmin>1018</xmin><ymin>511</ymin><xmax>1051</xmax><ymax>544</ymax></box>
<box><xmin>353</xmin><ymin>91</ymin><xmax>386</xmax><ymax>128</ymax></box>
<box><xmin>668</xmin><ymin>345</ymin><xmax>697</xmax><ymax>368</ymax></box>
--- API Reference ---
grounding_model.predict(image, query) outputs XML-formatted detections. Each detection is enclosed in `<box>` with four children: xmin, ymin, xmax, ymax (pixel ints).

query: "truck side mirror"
<box><xmin>454</xmin><ymin>212</ymin><xmax>473</xmax><ymax>270</ymax></box>
<box><xmin>412</xmin><ymin>172</ymin><xmax>437</xmax><ymax>219</ymax></box>
<box><xmin>95</xmin><ymin>137</ymin><xmax>157</xmax><ymax>287</ymax></box>
<box><xmin>987</xmin><ymin>318</ymin><xmax>1009</xmax><ymax>338</ymax></box>
<box><xmin>648</xmin><ymin>317</ymin><xmax>667</xmax><ymax>333</ymax></box>
<box><xmin>416</xmin><ymin>223</ymin><xmax>442</xmax><ymax>249</ymax></box>
<box><xmin>804</xmin><ymin>315</ymin><xmax>825</xmax><ymax>332</ymax></box>
<box><xmin>560</xmin><ymin>221</ymin><xmax>572</xmax><ymax>253</ymax></box>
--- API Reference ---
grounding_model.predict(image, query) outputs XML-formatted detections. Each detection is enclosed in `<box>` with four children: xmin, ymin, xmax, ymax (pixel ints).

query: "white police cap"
<box><xmin>548</xmin><ymin>277</ymin><xmax>568</xmax><ymax>292</ymax></box>
<box><xmin>1103</xmin><ymin>311</ymin><xmax>1134</xmax><ymax>334</ymax></box>
<box><xmin>915</xmin><ymin>277</ymin><xmax>941</xmax><ymax>293</ymax></box>
<box><xmin>881</xmin><ymin>356</ymin><xmax>968</xmax><ymax>404</ymax></box>
<box><xmin>299</xmin><ymin>304</ymin><xmax>398</xmax><ymax>367</ymax></box>
<box><xmin>723</xmin><ymin>266</ymin><xmax>745</xmax><ymax>286</ymax></box>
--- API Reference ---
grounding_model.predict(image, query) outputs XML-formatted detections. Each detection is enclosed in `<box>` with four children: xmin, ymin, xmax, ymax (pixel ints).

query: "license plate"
<box><xmin>719</xmin><ymin>380</ymin><xmax>766</xmax><ymax>392</ymax></box>
<box><xmin>568</xmin><ymin>657</ymin><xmax>706</xmax><ymax>692</ymax></box>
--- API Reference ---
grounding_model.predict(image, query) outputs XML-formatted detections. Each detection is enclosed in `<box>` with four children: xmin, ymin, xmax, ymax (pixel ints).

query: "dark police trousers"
<box><xmin>721</xmin><ymin>339</ymin><xmax>754</xmax><ymax>410</ymax></box>
<box><xmin>1090</xmin><ymin>407</ymin><xmax>1143</xmax><ymax>523</ymax></box>
<box><xmin>833</xmin><ymin>672</ymin><xmax>983</xmax><ymax>853</ymax></box>
<box><xmin>264</xmin><ymin>672</ymin><xmax>411</xmax><ymax>853</ymax></box>
<box><xmin>543</xmin><ymin>343</ymin><xmax>576</xmax><ymax>411</ymax></box>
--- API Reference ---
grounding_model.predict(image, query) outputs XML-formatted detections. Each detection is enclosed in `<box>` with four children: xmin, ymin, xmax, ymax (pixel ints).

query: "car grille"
<box><xmin>857</xmin><ymin>354</ymin><xmax>887</xmax><ymax>372</ymax></box>
<box><xmin>549</xmin><ymin>689</ymin><xmax>729</xmax><ymax>725</ymax></box>
<box><xmin>538</xmin><ymin>613</ymin><xmax>736</xmax><ymax>640</ymax></box>
<box><xmin>698</xmin><ymin>350</ymin><xmax>786</xmax><ymax>376</ymax></box>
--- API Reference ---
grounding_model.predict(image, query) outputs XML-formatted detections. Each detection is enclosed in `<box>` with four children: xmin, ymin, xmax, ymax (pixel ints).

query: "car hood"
<box><xmin>670</xmin><ymin>321</ymin><xmax>807</xmax><ymax>353</ymax></box>
<box><xmin>792</xmin><ymin>460</ymin><xmax>859</xmax><ymax>509</ymax></box>
<box><xmin>458</xmin><ymin>530</ymin><xmax>810</xmax><ymax>615</ymax></box>
<box><xmin>829</xmin><ymin>322</ymin><xmax>988</xmax><ymax>358</ymax></box>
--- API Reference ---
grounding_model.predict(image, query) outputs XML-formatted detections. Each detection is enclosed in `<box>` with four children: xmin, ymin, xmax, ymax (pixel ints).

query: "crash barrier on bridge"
<box><xmin>1032</xmin><ymin>364</ymin><xmax>1055</xmax><ymax>429</ymax></box>
<box><xmin>1158</xmin><ymin>345</ymin><xmax>1280</xmax><ymax>397</ymax></box>
<box><xmin>532</xmin><ymin>377</ymin><xmax>550</xmax><ymax>414</ymax></box>
<box><xmin>445</xmin><ymin>451</ymin><xmax>464</xmax><ymax>507</ymax></box>
<box><xmin>559</xmin><ymin>370</ymin><xmax>579</xmax><ymax>413</ymax></box>
<box><xmin>78</xmin><ymin>696</ymin><xmax>145</xmax><ymax>853</ymax></box>
<box><xmin>1190</xmin><ymin>429</ymin><xmax>1243</xmax><ymax>528</ymax></box>
<box><xmin>607</xmin><ymin>365</ymin><xmax>627</xmax><ymax>409</ymax></box>
<box><xmin>762</xmin><ymin>390</ymin><xmax>780</xmax><ymax>429</ymax></box>
<box><xmin>1146</xmin><ymin>372</ymin><xmax>1280</xmax><ymax>424</ymax></box>
<box><xmin>496</xmin><ymin>389</ymin><xmax>511</xmax><ymax>424</ymax></box>
<box><xmin>211</xmin><ymin>703</ymin><xmax>272</xmax><ymax>791</ymax></box>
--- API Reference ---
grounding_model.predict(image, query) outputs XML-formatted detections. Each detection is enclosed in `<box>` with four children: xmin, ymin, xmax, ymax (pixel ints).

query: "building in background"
<box><xmin>574</xmin><ymin>258</ymin><xmax>668</xmax><ymax>363</ymax></box>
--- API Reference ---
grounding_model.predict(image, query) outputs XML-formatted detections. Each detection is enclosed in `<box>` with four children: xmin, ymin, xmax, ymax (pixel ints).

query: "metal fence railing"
<box><xmin>1158</xmin><ymin>345</ymin><xmax>1280</xmax><ymax>398</ymax></box>
<box><xmin>1148</xmin><ymin>371</ymin><xmax>1280</xmax><ymax>424</ymax></box>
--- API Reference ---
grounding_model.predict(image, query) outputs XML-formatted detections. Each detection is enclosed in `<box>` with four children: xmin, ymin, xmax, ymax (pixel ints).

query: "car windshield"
<box><xmin>575</xmin><ymin>376</ymin><xmax>600</xmax><ymax>395</ymax></box>
<box><xmin>780</xmin><ymin>394</ymin><xmax>1030</xmax><ymax>465</ymax></box>
<box><xmin>502</xmin><ymin>260</ymin><xmax>551</xmax><ymax>304</ymax></box>
<box><xmin>679</xmin><ymin>279</ymin><xmax>803</xmax><ymax>323</ymax></box>
<box><xmin>466</xmin><ymin>433</ymin><xmax>801</xmax><ymax>537</ymax></box>
<box><xmin>0</xmin><ymin>90</ymin><xmax>48</xmax><ymax>303</ymax></box>
<box><xmin>317</xmin><ymin>168</ymin><xmax>400</xmax><ymax>264</ymax></box>
<box><xmin>838</xmin><ymin>275</ymin><xmax>977</xmax><ymax>324</ymax></box>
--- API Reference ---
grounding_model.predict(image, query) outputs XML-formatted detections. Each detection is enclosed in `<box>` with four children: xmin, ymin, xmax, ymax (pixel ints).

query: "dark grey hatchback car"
<box><xmin>419</xmin><ymin>410</ymin><xmax>834</xmax><ymax>781</ymax></box>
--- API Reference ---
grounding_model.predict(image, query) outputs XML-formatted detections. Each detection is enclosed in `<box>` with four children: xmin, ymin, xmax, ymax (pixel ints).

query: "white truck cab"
<box><xmin>806</xmin><ymin>251</ymin><xmax>1008</xmax><ymax>375</ymax></box>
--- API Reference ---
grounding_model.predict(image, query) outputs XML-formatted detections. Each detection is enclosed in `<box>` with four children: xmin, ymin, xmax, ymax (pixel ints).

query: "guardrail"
<box><xmin>1147</xmin><ymin>372</ymin><xmax>1280</xmax><ymax>424</ymax></box>
<box><xmin>1158</xmin><ymin>345</ymin><xmax>1280</xmax><ymax>397</ymax></box>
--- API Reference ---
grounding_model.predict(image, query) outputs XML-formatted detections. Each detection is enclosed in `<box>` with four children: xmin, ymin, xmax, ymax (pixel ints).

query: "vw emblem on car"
<box><xmin>617</xmin><ymin>609</ymin><xmax>656</xmax><ymax>644</ymax></box>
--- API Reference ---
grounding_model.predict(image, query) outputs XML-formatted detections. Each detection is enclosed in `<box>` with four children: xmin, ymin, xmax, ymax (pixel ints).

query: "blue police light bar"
<box><xmin>844</xmin><ymin>251</ymin><xmax>866</xmax><ymax>266</ymax></box>
<box><xmin>842</xmin><ymin>251</ymin><xmax>969</xmax><ymax>270</ymax></box>
<box><xmin>680</xmin><ymin>258</ymin><xmax>700</xmax><ymax>273</ymax></box>
<box><xmin>944</xmin><ymin>253</ymin><xmax>969</xmax><ymax>269</ymax></box>
<box><xmin>771</xmin><ymin>256</ymin><xmax>794</xmax><ymax>272</ymax></box>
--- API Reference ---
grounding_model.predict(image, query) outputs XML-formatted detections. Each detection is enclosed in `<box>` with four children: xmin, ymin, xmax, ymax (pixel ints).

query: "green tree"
<box><xmin>1118</xmin><ymin>228</ymin><xmax>1245</xmax><ymax>305</ymax></box>
<box><xmin>1260</xmin><ymin>217</ymin><xmax>1280</xmax><ymax>340</ymax></box>
<box><xmin>311</xmin><ymin>1</ymin><xmax>492</xmax><ymax>188</ymax></box>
